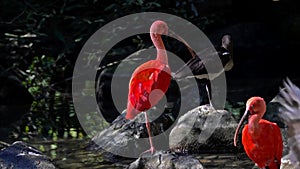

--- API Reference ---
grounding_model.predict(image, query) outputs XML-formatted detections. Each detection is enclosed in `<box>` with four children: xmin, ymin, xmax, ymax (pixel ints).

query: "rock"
<box><xmin>127</xmin><ymin>151</ymin><xmax>204</xmax><ymax>169</ymax></box>
<box><xmin>89</xmin><ymin>109</ymin><xmax>175</xmax><ymax>159</ymax></box>
<box><xmin>169</xmin><ymin>104</ymin><xmax>238</xmax><ymax>153</ymax></box>
<box><xmin>0</xmin><ymin>141</ymin><xmax>56</xmax><ymax>169</ymax></box>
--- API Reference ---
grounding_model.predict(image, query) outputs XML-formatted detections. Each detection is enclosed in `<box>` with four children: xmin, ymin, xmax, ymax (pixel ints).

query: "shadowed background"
<box><xmin>0</xmin><ymin>0</ymin><xmax>299</xmax><ymax>146</ymax></box>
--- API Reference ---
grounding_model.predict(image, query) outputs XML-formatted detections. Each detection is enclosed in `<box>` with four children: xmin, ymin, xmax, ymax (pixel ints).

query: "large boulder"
<box><xmin>169</xmin><ymin>105</ymin><xmax>238</xmax><ymax>153</ymax></box>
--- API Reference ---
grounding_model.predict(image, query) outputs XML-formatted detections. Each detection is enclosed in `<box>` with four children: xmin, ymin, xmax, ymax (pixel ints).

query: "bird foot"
<box><xmin>139</xmin><ymin>147</ymin><xmax>156</xmax><ymax>157</ymax></box>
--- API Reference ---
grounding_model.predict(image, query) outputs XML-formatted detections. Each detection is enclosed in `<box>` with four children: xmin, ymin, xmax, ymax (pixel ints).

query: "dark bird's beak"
<box><xmin>234</xmin><ymin>106</ymin><xmax>250</xmax><ymax>147</ymax></box>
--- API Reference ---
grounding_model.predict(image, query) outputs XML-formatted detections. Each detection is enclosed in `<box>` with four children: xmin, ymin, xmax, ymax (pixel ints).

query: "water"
<box><xmin>28</xmin><ymin>138</ymin><xmax>254</xmax><ymax>169</ymax></box>
<box><xmin>29</xmin><ymin>138</ymin><xmax>127</xmax><ymax>169</ymax></box>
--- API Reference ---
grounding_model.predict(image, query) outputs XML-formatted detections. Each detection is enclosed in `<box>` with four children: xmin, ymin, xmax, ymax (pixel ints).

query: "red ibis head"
<box><xmin>234</xmin><ymin>96</ymin><xmax>266</xmax><ymax>146</ymax></box>
<box><xmin>150</xmin><ymin>20</ymin><xmax>168</xmax><ymax>36</ymax></box>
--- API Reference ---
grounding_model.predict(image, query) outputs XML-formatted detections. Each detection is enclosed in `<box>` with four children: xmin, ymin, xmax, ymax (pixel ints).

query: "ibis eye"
<box><xmin>248</xmin><ymin>105</ymin><xmax>254</xmax><ymax>114</ymax></box>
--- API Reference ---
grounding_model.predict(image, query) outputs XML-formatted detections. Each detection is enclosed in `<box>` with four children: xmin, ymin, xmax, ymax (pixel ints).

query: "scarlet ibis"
<box><xmin>234</xmin><ymin>96</ymin><xmax>283</xmax><ymax>169</ymax></box>
<box><xmin>126</xmin><ymin>20</ymin><xmax>171</xmax><ymax>154</ymax></box>
<box><xmin>277</xmin><ymin>78</ymin><xmax>300</xmax><ymax>168</ymax></box>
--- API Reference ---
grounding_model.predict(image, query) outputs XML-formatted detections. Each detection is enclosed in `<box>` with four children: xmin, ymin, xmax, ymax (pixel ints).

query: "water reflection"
<box><xmin>28</xmin><ymin>138</ymin><xmax>254</xmax><ymax>169</ymax></box>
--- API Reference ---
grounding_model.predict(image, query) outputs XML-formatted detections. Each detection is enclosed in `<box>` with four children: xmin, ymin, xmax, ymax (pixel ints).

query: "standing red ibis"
<box><xmin>125</xmin><ymin>20</ymin><xmax>171</xmax><ymax>154</ymax></box>
<box><xmin>234</xmin><ymin>97</ymin><xmax>283</xmax><ymax>169</ymax></box>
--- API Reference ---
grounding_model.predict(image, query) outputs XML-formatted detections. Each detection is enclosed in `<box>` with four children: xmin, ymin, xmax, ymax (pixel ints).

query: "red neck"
<box><xmin>248</xmin><ymin>113</ymin><xmax>264</xmax><ymax>137</ymax></box>
<box><xmin>151</xmin><ymin>33</ymin><xmax>168</xmax><ymax>64</ymax></box>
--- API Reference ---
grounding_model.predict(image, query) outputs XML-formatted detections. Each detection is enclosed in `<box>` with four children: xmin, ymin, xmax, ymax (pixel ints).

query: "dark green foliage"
<box><xmin>1</xmin><ymin>0</ymin><xmax>229</xmax><ymax>140</ymax></box>
<box><xmin>1</xmin><ymin>0</ymin><xmax>299</xmax><ymax>140</ymax></box>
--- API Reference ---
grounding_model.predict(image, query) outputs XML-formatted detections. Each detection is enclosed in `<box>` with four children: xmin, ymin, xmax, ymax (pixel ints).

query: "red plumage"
<box><xmin>234</xmin><ymin>97</ymin><xmax>283</xmax><ymax>169</ymax></box>
<box><xmin>126</xmin><ymin>60</ymin><xmax>171</xmax><ymax>119</ymax></box>
<box><xmin>242</xmin><ymin>119</ymin><xmax>283</xmax><ymax>169</ymax></box>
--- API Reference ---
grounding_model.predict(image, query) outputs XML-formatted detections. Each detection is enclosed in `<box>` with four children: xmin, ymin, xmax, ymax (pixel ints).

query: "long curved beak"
<box><xmin>168</xmin><ymin>30</ymin><xmax>198</xmax><ymax>79</ymax></box>
<box><xmin>233</xmin><ymin>107</ymin><xmax>250</xmax><ymax>147</ymax></box>
<box><xmin>168</xmin><ymin>30</ymin><xmax>196</xmax><ymax>58</ymax></box>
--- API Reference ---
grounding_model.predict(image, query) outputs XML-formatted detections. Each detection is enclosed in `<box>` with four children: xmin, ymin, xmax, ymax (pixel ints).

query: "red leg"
<box><xmin>140</xmin><ymin>112</ymin><xmax>155</xmax><ymax>156</ymax></box>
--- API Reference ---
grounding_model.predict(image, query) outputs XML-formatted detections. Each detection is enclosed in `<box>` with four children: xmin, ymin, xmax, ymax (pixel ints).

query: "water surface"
<box><xmin>29</xmin><ymin>138</ymin><xmax>254</xmax><ymax>169</ymax></box>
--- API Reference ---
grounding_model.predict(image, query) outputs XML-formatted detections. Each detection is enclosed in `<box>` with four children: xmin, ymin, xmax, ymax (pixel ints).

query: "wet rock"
<box><xmin>127</xmin><ymin>151</ymin><xmax>204</xmax><ymax>169</ymax></box>
<box><xmin>0</xmin><ymin>141</ymin><xmax>56</xmax><ymax>169</ymax></box>
<box><xmin>89</xmin><ymin>109</ymin><xmax>175</xmax><ymax>159</ymax></box>
<box><xmin>169</xmin><ymin>104</ymin><xmax>238</xmax><ymax>153</ymax></box>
